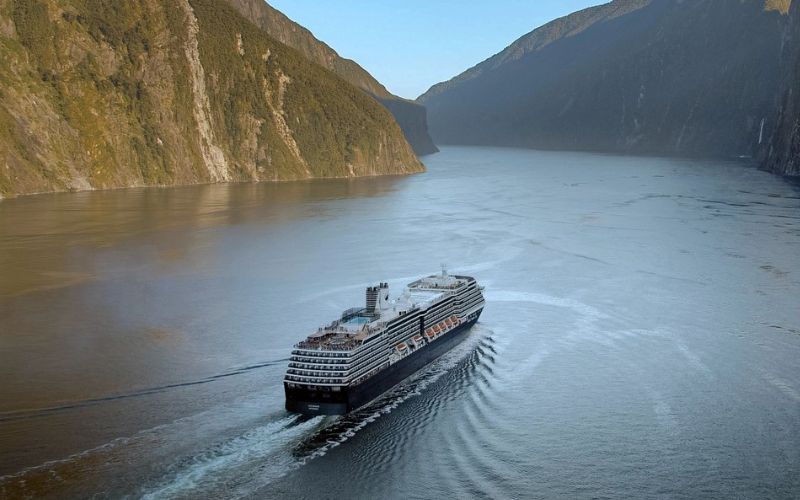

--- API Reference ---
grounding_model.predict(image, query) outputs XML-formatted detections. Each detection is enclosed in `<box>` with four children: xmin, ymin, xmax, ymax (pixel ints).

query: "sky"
<box><xmin>268</xmin><ymin>0</ymin><xmax>602</xmax><ymax>99</ymax></box>
<box><xmin>267</xmin><ymin>0</ymin><xmax>606</xmax><ymax>99</ymax></box>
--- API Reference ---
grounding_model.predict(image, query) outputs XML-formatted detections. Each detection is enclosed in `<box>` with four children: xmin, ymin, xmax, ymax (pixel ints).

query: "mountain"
<box><xmin>225</xmin><ymin>0</ymin><xmax>438</xmax><ymax>156</ymax></box>
<box><xmin>763</xmin><ymin>0</ymin><xmax>800</xmax><ymax>176</ymax></box>
<box><xmin>419</xmin><ymin>0</ymin><xmax>791</xmax><ymax>162</ymax></box>
<box><xmin>0</xmin><ymin>0</ymin><xmax>422</xmax><ymax>198</ymax></box>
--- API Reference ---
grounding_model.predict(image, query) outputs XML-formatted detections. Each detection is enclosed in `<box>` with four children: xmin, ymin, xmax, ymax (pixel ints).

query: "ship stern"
<box><xmin>284</xmin><ymin>383</ymin><xmax>349</xmax><ymax>415</ymax></box>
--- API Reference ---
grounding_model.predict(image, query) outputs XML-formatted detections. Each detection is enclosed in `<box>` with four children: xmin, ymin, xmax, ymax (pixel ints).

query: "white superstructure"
<box><xmin>284</xmin><ymin>269</ymin><xmax>485</xmax><ymax>389</ymax></box>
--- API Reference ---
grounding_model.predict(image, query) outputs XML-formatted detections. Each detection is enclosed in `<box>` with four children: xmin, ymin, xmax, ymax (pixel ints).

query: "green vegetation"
<box><xmin>0</xmin><ymin>0</ymin><xmax>421</xmax><ymax>197</ymax></box>
<box><xmin>11</xmin><ymin>1</ymin><xmax>54</xmax><ymax>69</ymax></box>
<box><xmin>224</xmin><ymin>0</ymin><xmax>437</xmax><ymax>155</ymax></box>
<box><xmin>191</xmin><ymin>0</ymin><xmax>420</xmax><ymax>179</ymax></box>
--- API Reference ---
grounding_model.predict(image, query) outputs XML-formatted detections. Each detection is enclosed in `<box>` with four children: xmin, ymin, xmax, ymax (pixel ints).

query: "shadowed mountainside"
<box><xmin>420</xmin><ymin>0</ymin><xmax>651</xmax><ymax>104</ymax></box>
<box><xmin>419</xmin><ymin>0</ymin><xmax>791</xmax><ymax>164</ymax></box>
<box><xmin>763</xmin><ymin>0</ymin><xmax>800</xmax><ymax>176</ymax></box>
<box><xmin>225</xmin><ymin>0</ymin><xmax>438</xmax><ymax>156</ymax></box>
<box><xmin>0</xmin><ymin>0</ymin><xmax>422</xmax><ymax>197</ymax></box>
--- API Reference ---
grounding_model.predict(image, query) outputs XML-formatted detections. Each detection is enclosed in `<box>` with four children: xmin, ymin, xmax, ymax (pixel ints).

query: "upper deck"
<box><xmin>295</xmin><ymin>308</ymin><xmax>383</xmax><ymax>352</ymax></box>
<box><xmin>293</xmin><ymin>270</ymin><xmax>470</xmax><ymax>353</ymax></box>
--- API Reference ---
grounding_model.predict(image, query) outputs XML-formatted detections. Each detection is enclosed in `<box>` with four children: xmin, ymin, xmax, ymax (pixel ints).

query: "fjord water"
<box><xmin>1</xmin><ymin>147</ymin><xmax>799</xmax><ymax>498</ymax></box>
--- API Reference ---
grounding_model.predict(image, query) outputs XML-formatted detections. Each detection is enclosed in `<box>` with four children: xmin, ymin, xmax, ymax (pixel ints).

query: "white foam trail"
<box><xmin>761</xmin><ymin>372</ymin><xmax>800</xmax><ymax>402</ymax></box>
<box><xmin>587</xmin><ymin>327</ymin><xmax>670</xmax><ymax>348</ymax></box>
<box><xmin>485</xmin><ymin>290</ymin><xmax>606</xmax><ymax>320</ymax></box>
<box><xmin>486</xmin><ymin>288</ymin><xmax>608</xmax><ymax>352</ymax></box>
<box><xmin>675</xmin><ymin>341</ymin><xmax>713</xmax><ymax>377</ymax></box>
<box><xmin>644</xmin><ymin>387</ymin><xmax>679</xmax><ymax>435</ymax></box>
<box><xmin>484</xmin><ymin>289</ymin><xmax>650</xmax><ymax>386</ymax></box>
<box><xmin>140</xmin><ymin>416</ymin><xmax>322</xmax><ymax>499</ymax></box>
<box><xmin>487</xmin><ymin>290</ymin><xmax>676</xmax><ymax>353</ymax></box>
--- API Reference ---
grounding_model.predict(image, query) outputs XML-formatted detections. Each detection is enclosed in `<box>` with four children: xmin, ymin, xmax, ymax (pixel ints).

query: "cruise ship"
<box><xmin>284</xmin><ymin>269</ymin><xmax>485</xmax><ymax>415</ymax></box>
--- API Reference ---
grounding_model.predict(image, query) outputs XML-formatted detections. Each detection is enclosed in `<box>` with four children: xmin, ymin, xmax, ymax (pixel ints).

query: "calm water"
<box><xmin>1</xmin><ymin>147</ymin><xmax>799</xmax><ymax>499</ymax></box>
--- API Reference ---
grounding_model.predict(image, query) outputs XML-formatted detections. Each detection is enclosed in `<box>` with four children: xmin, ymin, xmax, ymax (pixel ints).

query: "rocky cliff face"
<box><xmin>763</xmin><ymin>0</ymin><xmax>800</xmax><ymax>176</ymax></box>
<box><xmin>0</xmin><ymin>0</ymin><xmax>422</xmax><ymax>197</ymax></box>
<box><xmin>420</xmin><ymin>0</ymin><xmax>790</xmax><ymax>161</ymax></box>
<box><xmin>225</xmin><ymin>0</ymin><xmax>438</xmax><ymax>156</ymax></box>
<box><xmin>376</xmin><ymin>97</ymin><xmax>437</xmax><ymax>157</ymax></box>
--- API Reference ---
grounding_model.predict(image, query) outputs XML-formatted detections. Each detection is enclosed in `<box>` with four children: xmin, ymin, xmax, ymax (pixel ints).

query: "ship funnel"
<box><xmin>365</xmin><ymin>286</ymin><xmax>378</xmax><ymax>313</ymax></box>
<box><xmin>378</xmin><ymin>282</ymin><xmax>390</xmax><ymax>310</ymax></box>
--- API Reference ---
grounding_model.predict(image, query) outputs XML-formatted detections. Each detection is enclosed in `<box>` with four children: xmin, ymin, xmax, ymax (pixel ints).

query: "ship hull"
<box><xmin>285</xmin><ymin>309</ymin><xmax>482</xmax><ymax>415</ymax></box>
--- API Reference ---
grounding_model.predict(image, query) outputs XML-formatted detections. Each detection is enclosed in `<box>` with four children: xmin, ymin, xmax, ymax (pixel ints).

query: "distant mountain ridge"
<box><xmin>226</xmin><ymin>0</ymin><xmax>438</xmax><ymax>156</ymax></box>
<box><xmin>420</xmin><ymin>0</ymin><xmax>651</xmax><ymax>103</ymax></box>
<box><xmin>420</xmin><ymin>0</ymin><xmax>795</xmax><ymax>170</ymax></box>
<box><xmin>0</xmin><ymin>0</ymin><xmax>423</xmax><ymax>197</ymax></box>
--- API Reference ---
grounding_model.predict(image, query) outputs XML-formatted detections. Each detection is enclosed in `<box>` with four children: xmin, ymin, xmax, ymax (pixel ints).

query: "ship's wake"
<box><xmin>138</xmin><ymin>330</ymin><xmax>497</xmax><ymax>498</ymax></box>
<box><xmin>292</xmin><ymin>327</ymin><xmax>496</xmax><ymax>462</ymax></box>
<box><xmin>1</xmin><ymin>330</ymin><xmax>499</xmax><ymax>499</ymax></box>
<box><xmin>138</xmin><ymin>415</ymin><xmax>325</xmax><ymax>499</ymax></box>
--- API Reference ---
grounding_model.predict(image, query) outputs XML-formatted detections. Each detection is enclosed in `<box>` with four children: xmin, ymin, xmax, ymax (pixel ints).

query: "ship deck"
<box><xmin>294</xmin><ymin>286</ymin><xmax>453</xmax><ymax>352</ymax></box>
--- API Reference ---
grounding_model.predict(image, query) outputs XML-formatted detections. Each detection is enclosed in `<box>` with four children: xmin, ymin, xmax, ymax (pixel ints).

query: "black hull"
<box><xmin>285</xmin><ymin>309</ymin><xmax>482</xmax><ymax>415</ymax></box>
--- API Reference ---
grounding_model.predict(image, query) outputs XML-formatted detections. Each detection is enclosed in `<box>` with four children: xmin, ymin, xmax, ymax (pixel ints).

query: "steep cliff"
<box><xmin>419</xmin><ymin>0</ymin><xmax>790</xmax><ymax>160</ymax></box>
<box><xmin>225</xmin><ymin>0</ymin><xmax>438</xmax><ymax>156</ymax></box>
<box><xmin>0</xmin><ymin>0</ymin><xmax>422</xmax><ymax>197</ymax></box>
<box><xmin>763</xmin><ymin>0</ymin><xmax>800</xmax><ymax>176</ymax></box>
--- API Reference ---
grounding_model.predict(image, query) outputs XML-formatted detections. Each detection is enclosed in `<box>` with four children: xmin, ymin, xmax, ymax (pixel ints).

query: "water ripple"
<box><xmin>0</xmin><ymin>359</ymin><xmax>290</xmax><ymax>422</ymax></box>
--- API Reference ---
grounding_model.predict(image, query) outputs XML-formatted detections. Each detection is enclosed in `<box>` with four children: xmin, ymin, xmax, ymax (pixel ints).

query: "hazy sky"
<box><xmin>268</xmin><ymin>1</ymin><xmax>602</xmax><ymax>99</ymax></box>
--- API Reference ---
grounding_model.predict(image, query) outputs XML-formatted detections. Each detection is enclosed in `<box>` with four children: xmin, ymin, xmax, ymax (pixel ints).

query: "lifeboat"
<box><xmin>413</xmin><ymin>335</ymin><xmax>424</xmax><ymax>344</ymax></box>
<box><xmin>433</xmin><ymin>324</ymin><xmax>441</xmax><ymax>334</ymax></box>
<box><xmin>425</xmin><ymin>330</ymin><xmax>436</xmax><ymax>339</ymax></box>
<box><xmin>395</xmin><ymin>342</ymin><xmax>408</xmax><ymax>353</ymax></box>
